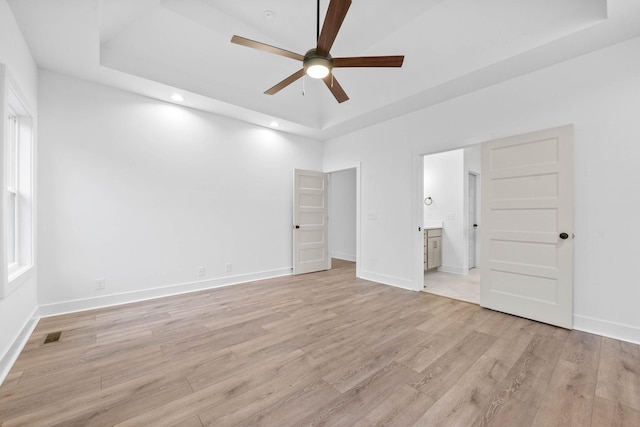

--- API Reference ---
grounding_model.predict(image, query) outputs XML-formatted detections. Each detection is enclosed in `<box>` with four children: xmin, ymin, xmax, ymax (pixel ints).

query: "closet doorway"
<box><xmin>327</xmin><ymin>166</ymin><xmax>360</xmax><ymax>275</ymax></box>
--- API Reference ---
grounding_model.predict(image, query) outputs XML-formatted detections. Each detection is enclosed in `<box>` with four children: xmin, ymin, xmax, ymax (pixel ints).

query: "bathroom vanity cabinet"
<box><xmin>424</xmin><ymin>228</ymin><xmax>442</xmax><ymax>270</ymax></box>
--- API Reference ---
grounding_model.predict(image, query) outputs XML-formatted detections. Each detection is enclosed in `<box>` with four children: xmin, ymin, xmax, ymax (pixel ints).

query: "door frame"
<box><xmin>416</xmin><ymin>150</ymin><xmax>481</xmax><ymax>292</ymax></box>
<box><xmin>467</xmin><ymin>171</ymin><xmax>480</xmax><ymax>270</ymax></box>
<box><xmin>414</xmin><ymin>147</ymin><xmax>481</xmax><ymax>291</ymax></box>
<box><xmin>414</xmin><ymin>153</ymin><xmax>426</xmax><ymax>290</ymax></box>
<box><xmin>324</xmin><ymin>163</ymin><xmax>361</xmax><ymax>278</ymax></box>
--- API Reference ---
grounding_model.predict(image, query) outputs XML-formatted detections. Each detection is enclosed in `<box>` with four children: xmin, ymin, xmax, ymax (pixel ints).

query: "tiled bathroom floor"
<box><xmin>423</xmin><ymin>268</ymin><xmax>480</xmax><ymax>304</ymax></box>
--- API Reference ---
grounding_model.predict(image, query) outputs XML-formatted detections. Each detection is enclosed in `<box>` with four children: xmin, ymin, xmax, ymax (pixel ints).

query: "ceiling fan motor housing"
<box><xmin>303</xmin><ymin>49</ymin><xmax>333</xmax><ymax>78</ymax></box>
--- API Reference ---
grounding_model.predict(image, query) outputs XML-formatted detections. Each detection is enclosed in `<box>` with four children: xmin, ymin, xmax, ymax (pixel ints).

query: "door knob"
<box><xmin>559</xmin><ymin>232</ymin><xmax>569</xmax><ymax>240</ymax></box>
<box><xmin>295</xmin><ymin>225</ymin><xmax>300</xmax><ymax>229</ymax></box>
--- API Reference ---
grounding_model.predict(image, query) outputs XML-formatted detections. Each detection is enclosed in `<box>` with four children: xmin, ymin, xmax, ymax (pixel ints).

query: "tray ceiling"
<box><xmin>8</xmin><ymin>0</ymin><xmax>640</xmax><ymax>139</ymax></box>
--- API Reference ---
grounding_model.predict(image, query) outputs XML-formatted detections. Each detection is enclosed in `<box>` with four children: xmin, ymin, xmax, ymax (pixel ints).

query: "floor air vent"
<box><xmin>44</xmin><ymin>331</ymin><xmax>62</xmax><ymax>344</ymax></box>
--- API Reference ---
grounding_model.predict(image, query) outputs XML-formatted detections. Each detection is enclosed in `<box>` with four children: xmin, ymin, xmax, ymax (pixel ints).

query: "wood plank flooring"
<box><xmin>1</xmin><ymin>259</ymin><xmax>639</xmax><ymax>426</ymax></box>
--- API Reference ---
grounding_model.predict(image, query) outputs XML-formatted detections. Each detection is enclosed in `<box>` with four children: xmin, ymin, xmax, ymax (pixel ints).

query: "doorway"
<box><xmin>416</xmin><ymin>125</ymin><xmax>574</xmax><ymax>328</ymax></box>
<box><xmin>326</xmin><ymin>165</ymin><xmax>360</xmax><ymax>276</ymax></box>
<box><xmin>328</xmin><ymin>168</ymin><xmax>357</xmax><ymax>263</ymax></box>
<box><xmin>292</xmin><ymin>165</ymin><xmax>360</xmax><ymax>276</ymax></box>
<box><xmin>421</xmin><ymin>146</ymin><xmax>481</xmax><ymax>304</ymax></box>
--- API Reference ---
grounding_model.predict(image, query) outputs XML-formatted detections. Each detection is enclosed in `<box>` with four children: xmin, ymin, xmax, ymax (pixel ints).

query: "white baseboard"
<box><xmin>573</xmin><ymin>314</ymin><xmax>640</xmax><ymax>345</ymax></box>
<box><xmin>39</xmin><ymin>268</ymin><xmax>292</xmax><ymax>318</ymax></box>
<box><xmin>330</xmin><ymin>252</ymin><xmax>356</xmax><ymax>262</ymax></box>
<box><xmin>359</xmin><ymin>271</ymin><xmax>418</xmax><ymax>291</ymax></box>
<box><xmin>437</xmin><ymin>265</ymin><xmax>468</xmax><ymax>275</ymax></box>
<box><xmin>0</xmin><ymin>309</ymin><xmax>39</xmax><ymax>386</ymax></box>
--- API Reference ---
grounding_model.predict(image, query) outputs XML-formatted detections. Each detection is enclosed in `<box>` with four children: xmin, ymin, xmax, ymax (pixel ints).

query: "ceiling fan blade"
<box><xmin>316</xmin><ymin>0</ymin><xmax>352</xmax><ymax>57</ymax></box>
<box><xmin>333</xmin><ymin>56</ymin><xmax>405</xmax><ymax>68</ymax></box>
<box><xmin>264</xmin><ymin>69</ymin><xmax>306</xmax><ymax>95</ymax></box>
<box><xmin>322</xmin><ymin>74</ymin><xmax>349</xmax><ymax>103</ymax></box>
<box><xmin>231</xmin><ymin>35</ymin><xmax>304</xmax><ymax>61</ymax></box>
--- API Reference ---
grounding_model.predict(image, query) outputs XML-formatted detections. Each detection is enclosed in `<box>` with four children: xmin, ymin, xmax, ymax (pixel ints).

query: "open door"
<box><xmin>481</xmin><ymin>125</ymin><xmax>574</xmax><ymax>328</ymax></box>
<box><xmin>293</xmin><ymin>169</ymin><xmax>329</xmax><ymax>275</ymax></box>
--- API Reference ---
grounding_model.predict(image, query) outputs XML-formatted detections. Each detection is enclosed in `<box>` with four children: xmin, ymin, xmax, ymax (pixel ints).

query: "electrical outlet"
<box><xmin>225</xmin><ymin>263</ymin><xmax>232</xmax><ymax>273</ymax></box>
<box><xmin>197</xmin><ymin>266</ymin><xmax>205</xmax><ymax>277</ymax></box>
<box><xmin>95</xmin><ymin>278</ymin><xmax>106</xmax><ymax>290</ymax></box>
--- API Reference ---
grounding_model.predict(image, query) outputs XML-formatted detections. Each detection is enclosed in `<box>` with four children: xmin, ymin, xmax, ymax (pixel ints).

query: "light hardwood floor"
<box><xmin>1</xmin><ymin>259</ymin><xmax>639</xmax><ymax>426</ymax></box>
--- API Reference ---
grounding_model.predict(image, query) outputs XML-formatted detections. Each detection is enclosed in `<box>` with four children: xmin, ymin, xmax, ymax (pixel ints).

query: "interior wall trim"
<box><xmin>0</xmin><ymin>308</ymin><xmax>39</xmax><ymax>386</ymax></box>
<box><xmin>436</xmin><ymin>265</ymin><xmax>468</xmax><ymax>275</ymax></box>
<box><xmin>359</xmin><ymin>270</ymin><xmax>417</xmax><ymax>292</ymax></box>
<box><xmin>573</xmin><ymin>314</ymin><xmax>640</xmax><ymax>345</ymax></box>
<box><xmin>38</xmin><ymin>268</ymin><xmax>292</xmax><ymax>318</ymax></box>
<box><xmin>330</xmin><ymin>252</ymin><xmax>356</xmax><ymax>262</ymax></box>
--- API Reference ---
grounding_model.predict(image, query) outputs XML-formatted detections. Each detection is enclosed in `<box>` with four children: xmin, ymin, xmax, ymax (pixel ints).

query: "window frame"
<box><xmin>1</xmin><ymin>65</ymin><xmax>35</xmax><ymax>299</ymax></box>
<box><xmin>7</xmin><ymin>110</ymin><xmax>18</xmax><ymax>271</ymax></box>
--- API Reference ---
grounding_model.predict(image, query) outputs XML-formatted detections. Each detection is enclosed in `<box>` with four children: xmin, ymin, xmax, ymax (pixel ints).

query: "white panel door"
<box><xmin>293</xmin><ymin>169</ymin><xmax>329</xmax><ymax>275</ymax></box>
<box><xmin>481</xmin><ymin>125</ymin><xmax>574</xmax><ymax>328</ymax></box>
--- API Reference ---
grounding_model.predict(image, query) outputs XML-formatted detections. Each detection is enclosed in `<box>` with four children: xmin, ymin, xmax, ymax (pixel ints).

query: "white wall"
<box><xmin>0</xmin><ymin>1</ymin><xmax>37</xmax><ymax>108</ymax></box>
<box><xmin>37</xmin><ymin>71</ymin><xmax>323</xmax><ymax>314</ymax></box>
<box><xmin>324</xmin><ymin>36</ymin><xmax>640</xmax><ymax>344</ymax></box>
<box><xmin>324</xmin><ymin>126</ymin><xmax>416</xmax><ymax>290</ymax></box>
<box><xmin>0</xmin><ymin>0</ymin><xmax>39</xmax><ymax>382</ymax></box>
<box><xmin>423</xmin><ymin>149</ymin><xmax>465</xmax><ymax>273</ymax></box>
<box><xmin>464</xmin><ymin>145</ymin><xmax>481</xmax><ymax>175</ymax></box>
<box><xmin>329</xmin><ymin>168</ymin><xmax>356</xmax><ymax>262</ymax></box>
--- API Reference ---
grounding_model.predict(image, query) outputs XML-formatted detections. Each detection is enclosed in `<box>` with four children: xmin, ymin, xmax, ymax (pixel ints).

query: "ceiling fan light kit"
<box><xmin>230</xmin><ymin>0</ymin><xmax>404</xmax><ymax>103</ymax></box>
<box><xmin>303</xmin><ymin>49</ymin><xmax>333</xmax><ymax>79</ymax></box>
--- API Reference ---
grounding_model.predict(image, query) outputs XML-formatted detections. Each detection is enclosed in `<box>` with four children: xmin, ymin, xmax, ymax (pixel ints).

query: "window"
<box><xmin>2</xmin><ymin>68</ymin><xmax>34</xmax><ymax>298</ymax></box>
<box><xmin>7</xmin><ymin>111</ymin><xmax>18</xmax><ymax>269</ymax></box>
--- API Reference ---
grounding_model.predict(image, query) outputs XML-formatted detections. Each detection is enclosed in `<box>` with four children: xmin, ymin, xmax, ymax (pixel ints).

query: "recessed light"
<box><xmin>171</xmin><ymin>94</ymin><xmax>184</xmax><ymax>102</ymax></box>
<box><xmin>270</xmin><ymin>121</ymin><xmax>279</xmax><ymax>128</ymax></box>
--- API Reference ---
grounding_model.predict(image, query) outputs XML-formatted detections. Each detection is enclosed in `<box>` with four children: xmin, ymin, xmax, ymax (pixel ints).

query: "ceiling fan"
<box><xmin>230</xmin><ymin>0</ymin><xmax>404</xmax><ymax>103</ymax></box>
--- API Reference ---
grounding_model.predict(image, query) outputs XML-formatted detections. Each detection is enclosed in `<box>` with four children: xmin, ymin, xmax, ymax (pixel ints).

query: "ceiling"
<box><xmin>7</xmin><ymin>0</ymin><xmax>640</xmax><ymax>140</ymax></box>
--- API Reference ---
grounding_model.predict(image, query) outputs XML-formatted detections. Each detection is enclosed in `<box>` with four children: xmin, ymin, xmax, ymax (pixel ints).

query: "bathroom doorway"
<box><xmin>422</xmin><ymin>146</ymin><xmax>481</xmax><ymax>304</ymax></box>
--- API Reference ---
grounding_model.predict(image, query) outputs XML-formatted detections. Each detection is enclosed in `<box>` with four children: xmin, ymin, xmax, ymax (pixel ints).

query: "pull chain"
<box><xmin>302</xmin><ymin>75</ymin><xmax>306</xmax><ymax>96</ymax></box>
